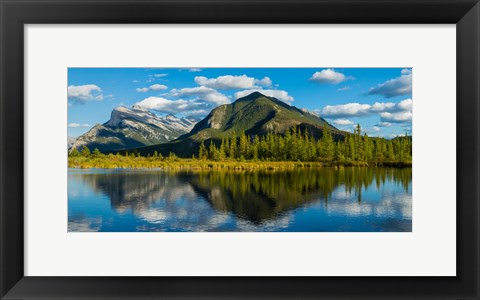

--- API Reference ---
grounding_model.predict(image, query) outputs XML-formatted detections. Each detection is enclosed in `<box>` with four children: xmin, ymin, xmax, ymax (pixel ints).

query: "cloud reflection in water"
<box><xmin>68</xmin><ymin>168</ymin><xmax>412</xmax><ymax>232</ymax></box>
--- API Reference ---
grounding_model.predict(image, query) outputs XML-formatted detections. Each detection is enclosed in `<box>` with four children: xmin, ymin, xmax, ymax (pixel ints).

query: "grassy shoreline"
<box><xmin>68</xmin><ymin>156</ymin><xmax>412</xmax><ymax>170</ymax></box>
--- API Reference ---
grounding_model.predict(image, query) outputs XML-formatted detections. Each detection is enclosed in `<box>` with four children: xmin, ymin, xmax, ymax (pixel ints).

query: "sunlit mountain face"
<box><xmin>70</xmin><ymin>106</ymin><xmax>200</xmax><ymax>153</ymax></box>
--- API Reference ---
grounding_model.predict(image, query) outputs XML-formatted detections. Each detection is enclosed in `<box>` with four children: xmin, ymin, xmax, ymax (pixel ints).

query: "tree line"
<box><xmin>69</xmin><ymin>124</ymin><xmax>412</xmax><ymax>165</ymax></box>
<box><xmin>198</xmin><ymin>124</ymin><xmax>411</xmax><ymax>164</ymax></box>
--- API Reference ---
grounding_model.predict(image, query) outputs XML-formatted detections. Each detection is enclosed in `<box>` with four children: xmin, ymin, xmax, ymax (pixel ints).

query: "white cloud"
<box><xmin>136</xmin><ymin>84</ymin><xmax>168</xmax><ymax>92</ymax></box>
<box><xmin>234</xmin><ymin>89</ymin><xmax>294</xmax><ymax>104</ymax></box>
<box><xmin>134</xmin><ymin>96</ymin><xmax>213</xmax><ymax>117</ymax></box>
<box><xmin>397</xmin><ymin>98</ymin><xmax>413</xmax><ymax>111</ymax></box>
<box><xmin>310</xmin><ymin>69</ymin><xmax>353</xmax><ymax>84</ymax></box>
<box><xmin>68</xmin><ymin>84</ymin><xmax>103</xmax><ymax>104</ymax></box>
<box><xmin>368</xmin><ymin>71</ymin><xmax>412</xmax><ymax>98</ymax></box>
<box><xmin>320</xmin><ymin>98</ymin><xmax>412</xmax><ymax>119</ymax></box>
<box><xmin>371</xmin><ymin>102</ymin><xmax>396</xmax><ymax>112</ymax></box>
<box><xmin>170</xmin><ymin>86</ymin><xmax>230</xmax><ymax>105</ymax></box>
<box><xmin>321</xmin><ymin>103</ymin><xmax>371</xmax><ymax>118</ymax></box>
<box><xmin>132</xmin><ymin>80</ymin><xmax>140</xmax><ymax>83</ymax></box>
<box><xmin>401</xmin><ymin>68</ymin><xmax>412</xmax><ymax>75</ymax></box>
<box><xmin>135</xmin><ymin>97</ymin><xmax>199</xmax><ymax>114</ymax></box>
<box><xmin>136</xmin><ymin>86</ymin><xmax>230</xmax><ymax>116</ymax></box>
<box><xmin>255</xmin><ymin>77</ymin><xmax>273</xmax><ymax>87</ymax></box>
<box><xmin>189</xmin><ymin>68</ymin><xmax>202</xmax><ymax>72</ymax></box>
<box><xmin>337</xmin><ymin>86</ymin><xmax>350</xmax><ymax>92</ymax></box>
<box><xmin>68</xmin><ymin>123</ymin><xmax>91</xmax><ymax>128</ymax></box>
<box><xmin>187</xmin><ymin>109</ymin><xmax>210</xmax><ymax>117</ymax></box>
<box><xmin>332</xmin><ymin>119</ymin><xmax>353</xmax><ymax>126</ymax></box>
<box><xmin>375</xmin><ymin>122</ymin><xmax>392</xmax><ymax>127</ymax></box>
<box><xmin>194</xmin><ymin>75</ymin><xmax>272</xmax><ymax>90</ymax></box>
<box><xmin>150</xmin><ymin>84</ymin><xmax>168</xmax><ymax>91</ymax></box>
<box><xmin>146</xmin><ymin>73</ymin><xmax>168</xmax><ymax>83</ymax></box>
<box><xmin>195</xmin><ymin>75</ymin><xmax>256</xmax><ymax>90</ymax></box>
<box><xmin>380</xmin><ymin>111</ymin><xmax>413</xmax><ymax>123</ymax></box>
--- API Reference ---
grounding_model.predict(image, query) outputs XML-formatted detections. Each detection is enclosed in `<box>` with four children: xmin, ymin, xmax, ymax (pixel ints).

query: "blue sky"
<box><xmin>68</xmin><ymin>68</ymin><xmax>412</xmax><ymax>138</ymax></box>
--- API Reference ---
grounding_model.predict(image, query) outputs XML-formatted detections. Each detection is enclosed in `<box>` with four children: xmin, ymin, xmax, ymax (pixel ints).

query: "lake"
<box><xmin>68</xmin><ymin>167</ymin><xmax>412</xmax><ymax>232</ymax></box>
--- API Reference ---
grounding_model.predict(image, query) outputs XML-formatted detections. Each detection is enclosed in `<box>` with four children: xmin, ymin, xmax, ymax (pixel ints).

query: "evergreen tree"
<box><xmin>373</xmin><ymin>139</ymin><xmax>385</xmax><ymax>163</ymax></box>
<box><xmin>284</xmin><ymin>127</ymin><xmax>292</xmax><ymax>160</ymax></box>
<box><xmin>92</xmin><ymin>148</ymin><xmax>102</xmax><ymax>157</ymax></box>
<box><xmin>335</xmin><ymin>141</ymin><xmax>346</xmax><ymax>162</ymax></box>
<box><xmin>167</xmin><ymin>152</ymin><xmax>177</xmax><ymax>161</ymax></box>
<box><xmin>346</xmin><ymin>135</ymin><xmax>356</xmax><ymax>161</ymax></box>
<box><xmin>208</xmin><ymin>141</ymin><xmax>219</xmax><ymax>161</ymax></box>
<box><xmin>198</xmin><ymin>142</ymin><xmax>207</xmax><ymax>160</ymax></box>
<box><xmin>321</xmin><ymin>125</ymin><xmax>334</xmax><ymax>161</ymax></box>
<box><xmin>218</xmin><ymin>138</ymin><xmax>227</xmax><ymax>161</ymax></box>
<box><xmin>354</xmin><ymin>124</ymin><xmax>365</xmax><ymax>161</ymax></box>
<box><xmin>259</xmin><ymin>136</ymin><xmax>268</xmax><ymax>160</ymax></box>
<box><xmin>290</xmin><ymin>127</ymin><xmax>299</xmax><ymax>161</ymax></box>
<box><xmin>266</xmin><ymin>132</ymin><xmax>276</xmax><ymax>160</ymax></box>
<box><xmin>223</xmin><ymin>137</ymin><xmax>230</xmax><ymax>159</ymax></box>
<box><xmin>229</xmin><ymin>132</ymin><xmax>237</xmax><ymax>160</ymax></box>
<box><xmin>355</xmin><ymin>123</ymin><xmax>362</xmax><ymax>135</ymax></box>
<box><xmin>309</xmin><ymin>133</ymin><xmax>317</xmax><ymax>161</ymax></box>
<box><xmin>238</xmin><ymin>132</ymin><xmax>249</xmax><ymax>160</ymax></box>
<box><xmin>277</xmin><ymin>134</ymin><xmax>287</xmax><ymax>161</ymax></box>
<box><xmin>80</xmin><ymin>146</ymin><xmax>91</xmax><ymax>157</ymax></box>
<box><xmin>364</xmin><ymin>134</ymin><xmax>374</xmax><ymax>162</ymax></box>
<box><xmin>380</xmin><ymin>140</ymin><xmax>387</xmax><ymax>161</ymax></box>
<box><xmin>386</xmin><ymin>141</ymin><xmax>395</xmax><ymax>161</ymax></box>
<box><xmin>251</xmin><ymin>135</ymin><xmax>260</xmax><ymax>161</ymax></box>
<box><xmin>69</xmin><ymin>148</ymin><xmax>80</xmax><ymax>157</ymax></box>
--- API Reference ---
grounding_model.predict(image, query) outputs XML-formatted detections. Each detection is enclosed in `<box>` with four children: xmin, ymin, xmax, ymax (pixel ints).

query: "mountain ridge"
<box><xmin>128</xmin><ymin>92</ymin><xmax>344</xmax><ymax>157</ymax></box>
<box><xmin>70</xmin><ymin>106</ymin><xmax>200</xmax><ymax>153</ymax></box>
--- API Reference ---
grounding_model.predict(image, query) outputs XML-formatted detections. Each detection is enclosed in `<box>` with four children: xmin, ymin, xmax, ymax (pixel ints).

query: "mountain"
<box><xmin>67</xmin><ymin>136</ymin><xmax>77</xmax><ymax>149</ymax></box>
<box><xmin>132</xmin><ymin>92</ymin><xmax>344</xmax><ymax>157</ymax></box>
<box><xmin>183</xmin><ymin>91</ymin><xmax>337</xmax><ymax>139</ymax></box>
<box><xmin>70</xmin><ymin>106</ymin><xmax>200</xmax><ymax>153</ymax></box>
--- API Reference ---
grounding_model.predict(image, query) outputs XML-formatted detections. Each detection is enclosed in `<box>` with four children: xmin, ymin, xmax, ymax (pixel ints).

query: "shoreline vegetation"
<box><xmin>68</xmin><ymin>156</ymin><xmax>411</xmax><ymax>170</ymax></box>
<box><xmin>69</xmin><ymin>125</ymin><xmax>412</xmax><ymax>170</ymax></box>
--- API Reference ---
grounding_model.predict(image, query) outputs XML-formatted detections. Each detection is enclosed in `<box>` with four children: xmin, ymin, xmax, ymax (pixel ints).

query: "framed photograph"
<box><xmin>1</xmin><ymin>0</ymin><xmax>479</xmax><ymax>299</ymax></box>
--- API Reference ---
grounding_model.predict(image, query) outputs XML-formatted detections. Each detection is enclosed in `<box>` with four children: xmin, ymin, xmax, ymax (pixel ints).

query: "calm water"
<box><xmin>68</xmin><ymin>167</ymin><xmax>412</xmax><ymax>232</ymax></box>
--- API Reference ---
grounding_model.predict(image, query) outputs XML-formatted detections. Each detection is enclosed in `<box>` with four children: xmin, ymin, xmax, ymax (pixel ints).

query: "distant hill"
<box><xmin>131</xmin><ymin>92</ymin><xmax>344</xmax><ymax>157</ymax></box>
<box><xmin>391</xmin><ymin>135</ymin><xmax>412</xmax><ymax>141</ymax></box>
<box><xmin>71</xmin><ymin>106</ymin><xmax>200</xmax><ymax>153</ymax></box>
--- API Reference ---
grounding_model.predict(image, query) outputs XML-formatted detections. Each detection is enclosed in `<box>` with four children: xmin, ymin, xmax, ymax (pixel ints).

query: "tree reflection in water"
<box><xmin>70</xmin><ymin>167</ymin><xmax>411</xmax><ymax>231</ymax></box>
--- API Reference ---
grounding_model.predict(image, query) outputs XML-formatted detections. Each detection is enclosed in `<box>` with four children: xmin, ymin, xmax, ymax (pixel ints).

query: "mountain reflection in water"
<box><xmin>68</xmin><ymin>167</ymin><xmax>412</xmax><ymax>232</ymax></box>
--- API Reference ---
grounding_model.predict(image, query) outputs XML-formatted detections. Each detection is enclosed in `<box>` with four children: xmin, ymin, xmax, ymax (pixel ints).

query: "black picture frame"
<box><xmin>1</xmin><ymin>0</ymin><xmax>479</xmax><ymax>299</ymax></box>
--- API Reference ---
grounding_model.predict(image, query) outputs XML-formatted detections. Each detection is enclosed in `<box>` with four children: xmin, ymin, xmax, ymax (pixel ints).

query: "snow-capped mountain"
<box><xmin>70</xmin><ymin>106</ymin><xmax>200</xmax><ymax>153</ymax></box>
